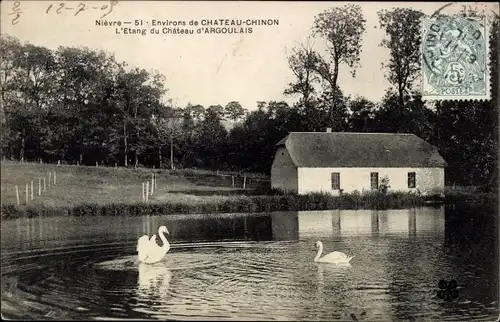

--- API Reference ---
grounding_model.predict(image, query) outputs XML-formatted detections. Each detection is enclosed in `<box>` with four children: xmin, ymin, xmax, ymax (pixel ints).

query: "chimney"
<box><xmin>326</xmin><ymin>128</ymin><xmax>332</xmax><ymax>133</ymax></box>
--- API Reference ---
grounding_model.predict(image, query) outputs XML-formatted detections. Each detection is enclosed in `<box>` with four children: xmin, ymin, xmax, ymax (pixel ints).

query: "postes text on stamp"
<box><xmin>421</xmin><ymin>15</ymin><xmax>490</xmax><ymax>101</ymax></box>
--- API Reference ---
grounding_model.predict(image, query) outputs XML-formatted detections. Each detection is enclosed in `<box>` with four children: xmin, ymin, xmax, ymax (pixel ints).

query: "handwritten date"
<box><xmin>46</xmin><ymin>0</ymin><xmax>119</xmax><ymax>19</ymax></box>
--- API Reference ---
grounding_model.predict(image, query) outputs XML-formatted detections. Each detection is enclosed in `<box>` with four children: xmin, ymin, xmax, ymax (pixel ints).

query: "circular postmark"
<box><xmin>422</xmin><ymin>15</ymin><xmax>486</xmax><ymax>92</ymax></box>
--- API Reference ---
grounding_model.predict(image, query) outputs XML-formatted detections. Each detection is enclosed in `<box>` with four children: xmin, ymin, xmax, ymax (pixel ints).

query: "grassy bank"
<box><xmin>0</xmin><ymin>161</ymin><xmax>267</xmax><ymax>208</ymax></box>
<box><xmin>1</xmin><ymin>191</ymin><xmax>427</xmax><ymax>219</ymax></box>
<box><xmin>2</xmin><ymin>161</ymin><xmax>495</xmax><ymax>219</ymax></box>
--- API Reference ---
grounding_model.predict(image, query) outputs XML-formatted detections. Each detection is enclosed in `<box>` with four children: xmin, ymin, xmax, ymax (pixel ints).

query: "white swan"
<box><xmin>314</xmin><ymin>241</ymin><xmax>353</xmax><ymax>264</ymax></box>
<box><xmin>137</xmin><ymin>225</ymin><xmax>170</xmax><ymax>264</ymax></box>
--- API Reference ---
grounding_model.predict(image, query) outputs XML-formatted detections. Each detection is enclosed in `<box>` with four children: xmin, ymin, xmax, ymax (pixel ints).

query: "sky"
<box><xmin>1</xmin><ymin>1</ymin><xmax>498</xmax><ymax>111</ymax></box>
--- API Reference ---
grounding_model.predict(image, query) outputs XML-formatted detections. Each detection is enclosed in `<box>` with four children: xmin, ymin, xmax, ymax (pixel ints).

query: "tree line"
<box><xmin>0</xmin><ymin>6</ymin><xmax>497</xmax><ymax>188</ymax></box>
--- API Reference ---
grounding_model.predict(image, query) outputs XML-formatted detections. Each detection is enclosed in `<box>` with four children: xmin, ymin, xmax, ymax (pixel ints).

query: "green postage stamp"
<box><xmin>421</xmin><ymin>15</ymin><xmax>491</xmax><ymax>101</ymax></box>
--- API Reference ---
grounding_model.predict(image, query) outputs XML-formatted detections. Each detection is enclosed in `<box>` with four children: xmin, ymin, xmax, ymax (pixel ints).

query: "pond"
<box><xmin>1</xmin><ymin>205</ymin><xmax>498</xmax><ymax>320</ymax></box>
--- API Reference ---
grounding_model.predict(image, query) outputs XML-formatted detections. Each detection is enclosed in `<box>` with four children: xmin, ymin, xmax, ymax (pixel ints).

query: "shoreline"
<box><xmin>3</xmin><ymin>191</ymin><xmax>492</xmax><ymax>220</ymax></box>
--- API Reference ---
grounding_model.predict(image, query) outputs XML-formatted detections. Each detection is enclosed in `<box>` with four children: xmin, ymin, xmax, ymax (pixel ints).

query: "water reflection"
<box><xmin>1</xmin><ymin>211</ymin><xmax>300</xmax><ymax>254</ymax></box>
<box><xmin>305</xmin><ymin>208</ymin><xmax>446</xmax><ymax>238</ymax></box>
<box><xmin>137</xmin><ymin>262</ymin><xmax>172</xmax><ymax>299</ymax></box>
<box><xmin>1</xmin><ymin>206</ymin><xmax>498</xmax><ymax>321</ymax></box>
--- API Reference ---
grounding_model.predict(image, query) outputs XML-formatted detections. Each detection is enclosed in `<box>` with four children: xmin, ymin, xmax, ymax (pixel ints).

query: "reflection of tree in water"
<box><xmin>444</xmin><ymin>204</ymin><xmax>498</xmax><ymax>313</ymax></box>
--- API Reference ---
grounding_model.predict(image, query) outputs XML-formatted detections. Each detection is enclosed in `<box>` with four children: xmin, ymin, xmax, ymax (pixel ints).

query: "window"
<box><xmin>331</xmin><ymin>172</ymin><xmax>340</xmax><ymax>190</ymax></box>
<box><xmin>408</xmin><ymin>172</ymin><xmax>416</xmax><ymax>188</ymax></box>
<box><xmin>370</xmin><ymin>172</ymin><xmax>379</xmax><ymax>190</ymax></box>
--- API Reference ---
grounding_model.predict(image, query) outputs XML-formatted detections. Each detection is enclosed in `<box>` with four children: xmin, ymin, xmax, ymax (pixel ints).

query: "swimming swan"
<box><xmin>137</xmin><ymin>225</ymin><xmax>170</xmax><ymax>264</ymax></box>
<box><xmin>314</xmin><ymin>241</ymin><xmax>353</xmax><ymax>264</ymax></box>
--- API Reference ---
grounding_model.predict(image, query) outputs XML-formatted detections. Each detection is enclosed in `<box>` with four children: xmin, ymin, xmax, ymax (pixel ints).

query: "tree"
<box><xmin>311</xmin><ymin>4</ymin><xmax>366</xmax><ymax>129</ymax></box>
<box><xmin>206</xmin><ymin>104</ymin><xmax>224</xmax><ymax>119</ymax></box>
<box><xmin>284</xmin><ymin>40</ymin><xmax>318</xmax><ymax>108</ymax></box>
<box><xmin>378</xmin><ymin>8</ymin><xmax>424</xmax><ymax>131</ymax></box>
<box><xmin>347</xmin><ymin>96</ymin><xmax>376</xmax><ymax>132</ymax></box>
<box><xmin>196</xmin><ymin>107</ymin><xmax>228</xmax><ymax>169</ymax></box>
<box><xmin>154</xmin><ymin>105</ymin><xmax>183</xmax><ymax>169</ymax></box>
<box><xmin>189</xmin><ymin>104</ymin><xmax>205</xmax><ymax>121</ymax></box>
<box><xmin>224</xmin><ymin>101</ymin><xmax>245</xmax><ymax>121</ymax></box>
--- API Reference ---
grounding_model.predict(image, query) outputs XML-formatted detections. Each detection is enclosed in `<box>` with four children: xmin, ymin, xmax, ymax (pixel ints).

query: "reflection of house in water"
<box><xmin>299</xmin><ymin>208</ymin><xmax>445</xmax><ymax>238</ymax></box>
<box><xmin>334</xmin><ymin>208</ymin><xmax>444</xmax><ymax>237</ymax></box>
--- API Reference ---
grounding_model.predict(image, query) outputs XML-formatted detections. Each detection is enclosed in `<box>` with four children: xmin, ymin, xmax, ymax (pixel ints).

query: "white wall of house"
<box><xmin>296</xmin><ymin>167</ymin><xmax>445</xmax><ymax>196</ymax></box>
<box><xmin>271</xmin><ymin>146</ymin><xmax>298</xmax><ymax>192</ymax></box>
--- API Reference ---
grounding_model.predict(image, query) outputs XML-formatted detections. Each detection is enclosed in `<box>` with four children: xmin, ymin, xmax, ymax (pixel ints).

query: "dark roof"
<box><xmin>275</xmin><ymin>132</ymin><xmax>447</xmax><ymax>168</ymax></box>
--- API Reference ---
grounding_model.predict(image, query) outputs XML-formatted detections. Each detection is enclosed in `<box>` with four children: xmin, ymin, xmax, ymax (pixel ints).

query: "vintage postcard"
<box><xmin>1</xmin><ymin>1</ymin><xmax>498</xmax><ymax>321</ymax></box>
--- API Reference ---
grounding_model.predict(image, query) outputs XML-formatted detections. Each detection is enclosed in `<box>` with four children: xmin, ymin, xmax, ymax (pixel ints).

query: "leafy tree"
<box><xmin>378</xmin><ymin>8</ymin><xmax>424</xmax><ymax>131</ymax></box>
<box><xmin>311</xmin><ymin>4</ymin><xmax>366</xmax><ymax>129</ymax></box>
<box><xmin>284</xmin><ymin>40</ymin><xmax>318</xmax><ymax>107</ymax></box>
<box><xmin>196</xmin><ymin>107</ymin><xmax>228</xmax><ymax>169</ymax></box>
<box><xmin>189</xmin><ymin>104</ymin><xmax>205</xmax><ymax>121</ymax></box>
<box><xmin>206</xmin><ymin>104</ymin><xmax>224</xmax><ymax>119</ymax></box>
<box><xmin>347</xmin><ymin>96</ymin><xmax>376</xmax><ymax>132</ymax></box>
<box><xmin>224</xmin><ymin>101</ymin><xmax>245</xmax><ymax>121</ymax></box>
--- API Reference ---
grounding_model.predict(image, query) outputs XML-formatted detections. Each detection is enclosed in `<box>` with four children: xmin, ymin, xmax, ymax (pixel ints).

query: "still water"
<box><xmin>1</xmin><ymin>205</ymin><xmax>498</xmax><ymax>321</ymax></box>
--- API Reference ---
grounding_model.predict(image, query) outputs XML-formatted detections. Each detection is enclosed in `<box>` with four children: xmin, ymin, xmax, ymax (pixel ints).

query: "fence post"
<box><xmin>142</xmin><ymin>182</ymin><xmax>145</xmax><ymax>201</ymax></box>
<box><xmin>15</xmin><ymin>185</ymin><xmax>20</xmax><ymax>205</ymax></box>
<box><xmin>31</xmin><ymin>181</ymin><xmax>34</xmax><ymax>200</ymax></box>
<box><xmin>57</xmin><ymin>160</ymin><xmax>60</xmax><ymax>166</ymax></box>
<box><xmin>25</xmin><ymin>183</ymin><xmax>29</xmax><ymax>204</ymax></box>
<box><xmin>38</xmin><ymin>178</ymin><xmax>41</xmax><ymax>196</ymax></box>
<box><xmin>232</xmin><ymin>175</ymin><xmax>235</xmax><ymax>188</ymax></box>
<box><xmin>243</xmin><ymin>176</ymin><xmax>247</xmax><ymax>190</ymax></box>
<box><xmin>115</xmin><ymin>163</ymin><xmax>117</xmax><ymax>169</ymax></box>
<box><xmin>53</xmin><ymin>171</ymin><xmax>56</xmax><ymax>185</ymax></box>
<box><xmin>96</xmin><ymin>161</ymin><xmax>99</xmax><ymax>168</ymax></box>
<box><xmin>154</xmin><ymin>173</ymin><xmax>157</xmax><ymax>189</ymax></box>
<box><xmin>146</xmin><ymin>182</ymin><xmax>150</xmax><ymax>202</ymax></box>
<box><xmin>48</xmin><ymin>172</ymin><xmax>51</xmax><ymax>188</ymax></box>
<box><xmin>151</xmin><ymin>173</ymin><xmax>154</xmax><ymax>196</ymax></box>
<box><xmin>43</xmin><ymin>177</ymin><xmax>46</xmax><ymax>192</ymax></box>
<box><xmin>77</xmin><ymin>161</ymin><xmax>79</xmax><ymax>166</ymax></box>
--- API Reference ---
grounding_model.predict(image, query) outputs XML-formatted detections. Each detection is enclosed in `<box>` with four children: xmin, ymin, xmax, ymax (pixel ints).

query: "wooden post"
<box><xmin>115</xmin><ymin>163</ymin><xmax>117</xmax><ymax>168</ymax></box>
<box><xmin>39</xmin><ymin>158</ymin><xmax>42</xmax><ymax>164</ymax></box>
<box><xmin>38</xmin><ymin>178</ymin><xmax>41</xmax><ymax>196</ymax></box>
<box><xmin>30</xmin><ymin>181</ymin><xmax>34</xmax><ymax>200</ymax></box>
<box><xmin>15</xmin><ymin>185</ymin><xmax>20</xmax><ymax>205</ymax></box>
<box><xmin>77</xmin><ymin>161</ymin><xmax>80</xmax><ymax>166</ymax></box>
<box><xmin>96</xmin><ymin>161</ymin><xmax>99</xmax><ymax>168</ymax></box>
<box><xmin>142</xmin><ymin>182</ymin><xmax>145</xmax><ymax>201</ymax></box>
<box><xmin>48</xmin><ymin>172</ymin><xmax>51</xmax><ymax>188</ymax></box>
<box><xmin>53</xmin><ymin>171</ymin><xmax>56</xmax><ymax>185</ymax></box>
<box><xmin>216</xmin><ymin>170</ymin><xmax>219</xmax><ymax>175</ymax></box>
<box><xmin>154</xmin><ymin>173</ymin><xmax>157</xmax><ymax>189</ymax></box>
<box><xmin>243</xmin><ymin>176</ymin><xmax>247</xmax><ymax>189</ymax></box>
<box><xmin>150</xmin><ymin>173</ymin><xmax>154</xmax><ymax>196</ymax></box>
<box><xmin>146</xmin><ymin>182</ymin><xmax>149</xmax><ymax>202</ymax></box>
<box><xmin>232</xmin><ymin>175</ymin><xmax>235</xmax><ymax>188</ymax></box>
<box><xmin>25</xmin><ymin>183</ymin><xmax>29</xmax><ymax>204</ymax></box>
<box><xmin>43</xmin><ymin>177</ymin><xmax>46</xmax><ymax>192</ymax></box>
<box><xmin>57</xmin><ymin>160</ymin><xmax>60</xmax><ymax>166</ymax></box>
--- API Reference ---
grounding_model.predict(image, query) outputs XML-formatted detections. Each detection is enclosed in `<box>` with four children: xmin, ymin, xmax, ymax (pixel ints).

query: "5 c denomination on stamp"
<box><xmin>421</xmin><ymin>15</ymin><xmax>490</xmax><ymax>101</ymax></box>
